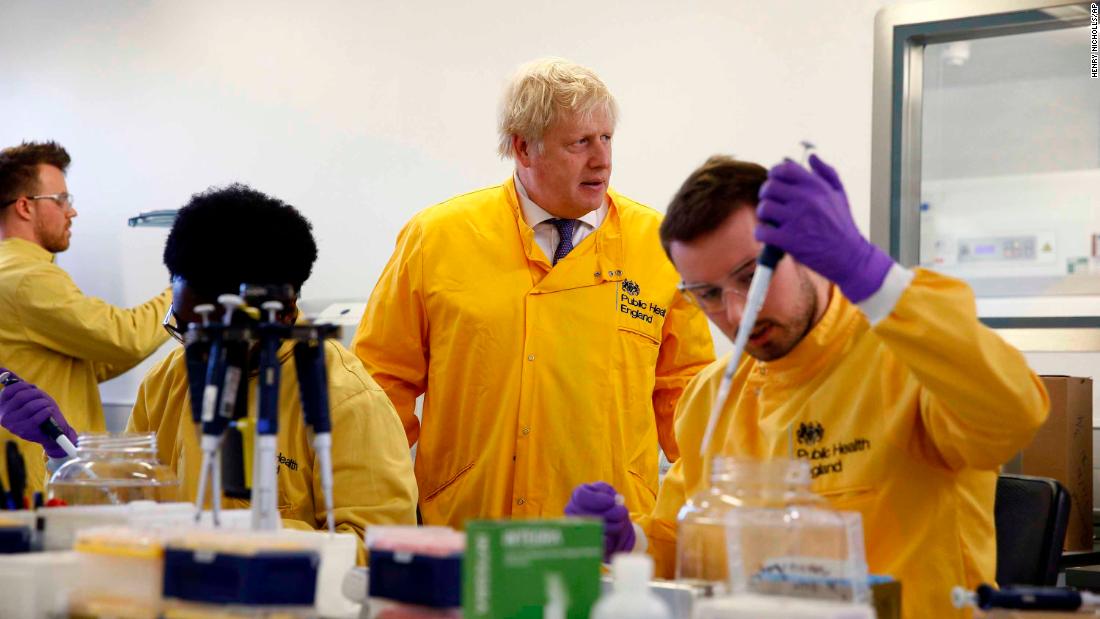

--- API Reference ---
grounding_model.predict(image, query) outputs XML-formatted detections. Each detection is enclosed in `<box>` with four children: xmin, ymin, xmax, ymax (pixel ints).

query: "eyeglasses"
<box><xmin>678</xmin><ymin>259</ymin><xmax>758</xmax><ymax>313</ymax></box>
<box><xmin>163</xmin><ymin>305</ymin><xmax>185</xmax><ymax>344</ymax></box>
<box><xmin>28</xmin><ymin>192</ymin><xmax>74</xmax><ymax>208</ymax></box>
<box><xmin>2</xmin><ymin>193</ymin><xmax>75</xmax><ymax>209</ymax></box>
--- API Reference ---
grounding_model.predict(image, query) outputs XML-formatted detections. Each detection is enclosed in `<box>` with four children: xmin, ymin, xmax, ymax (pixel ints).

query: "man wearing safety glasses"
<box><xmin>566</xmin><ymin>155</ymin><xmax>1050</xmax><ymax>618</ymax></box>
<box><xmin>0</xmin><ymin>141</ymin><xmax>170</xmax><ymax>492</ymax></box>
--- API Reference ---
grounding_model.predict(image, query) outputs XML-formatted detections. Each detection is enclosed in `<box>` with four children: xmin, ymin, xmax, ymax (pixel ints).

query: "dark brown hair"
<box><xmin>660</xmin><ymin>155</ymin><xmax>768</xmax><ymax>256</ymax></box>
<box><xmin>0</xmin><ymin>141</ymin><xmax>71</xmax><ymax>206</ymax></box>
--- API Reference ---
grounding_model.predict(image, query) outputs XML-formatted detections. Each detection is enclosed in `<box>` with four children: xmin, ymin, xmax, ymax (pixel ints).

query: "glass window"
<box><xmin>918</xmin><ymin>25</ymin><xmax>1100</xmax><ymax>318</ymax></box>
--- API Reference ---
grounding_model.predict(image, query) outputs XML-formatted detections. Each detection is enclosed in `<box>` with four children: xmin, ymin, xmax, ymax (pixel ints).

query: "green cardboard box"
<box><xmin>464</xmin><ymin>519</ymin><xmax>603</xmax><ymax>619</ymax></box>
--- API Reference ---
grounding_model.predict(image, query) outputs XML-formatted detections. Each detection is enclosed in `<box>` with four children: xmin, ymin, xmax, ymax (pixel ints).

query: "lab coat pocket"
<box><xmin>617</xmin><ymin>325</ymin><xmax>660</xmax><ymax>348</ymax></box>
<box><xmin>817</xmin><ymin>484</ymin><xmax>878</xmax><ymax>514</ymax></box>
<box><xmin>423</xmin><ymin>461</ymin><xmax>474</xmax><ymax>503</ymax></box>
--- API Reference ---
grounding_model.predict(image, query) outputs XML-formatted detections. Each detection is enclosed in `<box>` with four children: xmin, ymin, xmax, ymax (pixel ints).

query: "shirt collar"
<box><xmin>0</xmin><ymin>237</ymin><xmax>56</xmax><ymax>264</ymax></box>
<box><xmin>513</xmin><ymin>171</ymin><xmax>606</xmax><ymax>230</ymax></box>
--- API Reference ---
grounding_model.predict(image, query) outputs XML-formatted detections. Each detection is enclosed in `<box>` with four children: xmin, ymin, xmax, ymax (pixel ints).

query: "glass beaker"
<box><xmin>48</xmin><ymin>433</ymin><xmax>180</xmax><ymax>505</ymax></box>
<box><xmin>676</xmin><ymin>458</ymin><xmax>819</xmax><ymax>592</ymax></box>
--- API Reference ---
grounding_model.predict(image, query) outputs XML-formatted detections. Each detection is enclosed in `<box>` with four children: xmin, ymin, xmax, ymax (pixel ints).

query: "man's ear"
<box><xmin>512</xmin><ymin>134</ymin><xmax>533</xmax><ymax>168</ymax></box>
<box><xmin>9</xmin><ymin>198</ymin><xmax>34</xmax><ymax>222</ymax></box>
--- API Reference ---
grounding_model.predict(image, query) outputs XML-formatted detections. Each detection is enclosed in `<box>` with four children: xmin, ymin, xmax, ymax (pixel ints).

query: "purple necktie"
<box><xmin>550</xmin><ymin>219</ymin><xmax>577</xmax><ymax>265</ymax></box>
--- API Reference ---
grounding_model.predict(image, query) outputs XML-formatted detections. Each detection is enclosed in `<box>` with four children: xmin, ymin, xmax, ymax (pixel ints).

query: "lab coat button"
<box><xmin>754</xmin><ymin>387</ymin><xmax>762</xmax><ymax>396</ymax></box>
<box><xmin>527</xmin><ymin>354</ymin><xmax>535</xmax><ymax>361</ymax></box>
<box><xmin>521</xmin><ymin>427</ymin><xmax>530</xmax><ymax>436</ymax></box>
<box><xmin>516</xmin><ymin>497</ymin><xmax>526</xmax><ymax>505</ymax></box>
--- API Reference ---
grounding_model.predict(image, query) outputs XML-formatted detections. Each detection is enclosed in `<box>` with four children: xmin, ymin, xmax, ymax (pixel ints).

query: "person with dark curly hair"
<box><xmin>2</xmin><ymin>184</ymin><xmax>417</xmax><ymax>547</ymax></box>
<box><xmin>0</xmin><ymin>140</ymin><xmax>171</xmax><ymax>493</ymax></box>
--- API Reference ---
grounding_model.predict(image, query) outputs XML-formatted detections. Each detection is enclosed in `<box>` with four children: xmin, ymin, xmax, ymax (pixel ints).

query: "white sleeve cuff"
<box><xmin>631</xmin><ymin>522</ymin><xmax>648</xmax><ymax>553</ymax></box>
<box><xmin>856</xmin><ymin>264</ymin><xmax>914</xmax><ymax>327</ymax></box>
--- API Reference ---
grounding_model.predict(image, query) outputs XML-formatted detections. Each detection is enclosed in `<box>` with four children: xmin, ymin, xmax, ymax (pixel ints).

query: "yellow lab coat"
<box><xmin>354</xmin><ymin>177</ymin><xmax>714</xmax><ymax>528</ymax></box>
<box><xmin>0</xmin><ymin>237</ymin><xmax>170</xmax><ymax>491</ymax></box>
<box><xmin>642</xmin><ymin>269</ymin><xmax>1048</xmax><ymax>618</ymax></box>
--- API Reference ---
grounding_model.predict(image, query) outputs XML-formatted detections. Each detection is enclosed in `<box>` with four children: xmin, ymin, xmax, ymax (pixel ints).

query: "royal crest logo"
<box><xmin>796</xmin><ymin>421</ymin><xmax>825</xmax><ymax>446</ymax></box>
<box><xmin>623</xmin><ymin>279</ymin><xmax>641</xmax><ymax>296</ymax></box>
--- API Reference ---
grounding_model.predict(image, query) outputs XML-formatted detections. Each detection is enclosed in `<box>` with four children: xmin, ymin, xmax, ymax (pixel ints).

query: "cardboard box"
<box><xmin>1003</xmin><ymin>375</ymin><xmax>1093</xmax><ymax>551</ymax></box>
<box><xmin>463</xmin><ymin>519</ymin><xmax>602</xmax><ymax>619</ymax></box>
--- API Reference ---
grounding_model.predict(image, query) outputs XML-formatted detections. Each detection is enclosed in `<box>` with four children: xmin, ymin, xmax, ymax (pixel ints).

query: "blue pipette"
<box><xmin>294</xmin><ymin>329</ymin><xmax>337</xmax><ymax>534</ymax></box>
<box><xmin>251</xmin><ymin>300</ymin><xmax>285</xmax><ymax>531</ymax></box>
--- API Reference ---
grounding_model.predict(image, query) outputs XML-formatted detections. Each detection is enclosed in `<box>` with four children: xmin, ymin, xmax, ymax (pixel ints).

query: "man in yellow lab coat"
<box><xmin>567</xmin><ymin>155</ymin><xmax>1049</xmax><ymax>617</ymax></box>
<box><xmin>353</xmin><ymin>58</ymin><xmax>715</xmax><ymax>528</ymax></box>
<box><xmin>0</xmin><ymin>141</ymin><xmax>171</xmax><ymax>491</ymax></box>
<box><xmin>128</xmin><ymin>184</ymin><xmax>417</xmax><ymax>541</ymax></box>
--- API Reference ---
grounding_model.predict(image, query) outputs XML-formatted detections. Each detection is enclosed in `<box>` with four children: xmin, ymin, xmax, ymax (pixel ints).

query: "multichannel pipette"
<box><xmin>181</xmin><ymin>285</ymin><xmax>341</xmax><ymax>533</ymax></box>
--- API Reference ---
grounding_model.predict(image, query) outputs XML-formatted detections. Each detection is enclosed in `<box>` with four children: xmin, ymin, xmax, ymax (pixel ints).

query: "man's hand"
<box><xmin>0</xmin><ymin>369</ymin><xmax>78</xmax><ymax>459</ymax></box>
<box><xmin>756</xmin><ymin>154</ymin><xmax>894</xmax><ymax>303</ymax></box>
<box><xmin>564</xmin><ymin>481</ymin><xmax>636</xmax><ymax>561</ymax></box>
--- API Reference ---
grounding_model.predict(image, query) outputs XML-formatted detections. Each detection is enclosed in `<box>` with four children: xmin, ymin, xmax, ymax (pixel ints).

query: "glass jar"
<box><xmin>676</xmin><ymin>458</ymin><xmax>820</xmax><ymax>592</ymax></box>
<box><xmin>48</xmin><ymin>433</ymin><xmax>180</xmax><ymax>505</ymax></box>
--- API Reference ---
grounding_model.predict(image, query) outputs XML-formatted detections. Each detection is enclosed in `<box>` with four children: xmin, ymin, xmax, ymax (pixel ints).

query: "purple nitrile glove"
<box><xmin>0</xmin><ymin>370</ymin><xmax>78</xmax><ymax>459</ymax></box>
<box><xmin>564</xmin><ymin>481</ymin><xmax>636</xmax><ymax>562</ymax></box>
<box><xmin>756</xmin><ymin>154</ymin><xmax>894</xmax><ymax>304</ymax></box>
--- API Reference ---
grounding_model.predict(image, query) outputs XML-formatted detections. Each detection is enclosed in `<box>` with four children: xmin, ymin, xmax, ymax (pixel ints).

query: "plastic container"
<box><xmin>0</xmin><ymin>550</ymin><xmax>80</xmax><ymax>617</ymax></box>
<box><xmin>277</xmin><ymin>528</ymin><xmax>359</xmax><ymax>618</ymax></box>
<box><xmin>69</xmin><ymin>526</ymin><xmax>165</xmax><ymax>618</ymax></box>
<box><xmin>161</xmin><ymin>599</ymin><xmax>317</xmax><ymax>618</ymax></box>
<box><xmin>367</xmin><ymin>525</ymin><xmax>465</xmax><ymax>609</ymax></box>
<box><xmin>48</xmin><ymin>433</ymin><xmax>180</xmax><ymax>506</ymax></box>
<box><xmin>162</xmin><ymin>530</ymin><xmax>320</xmax><ymax>612</ymax></box>
<box><xmin>721</xmin><ymin>461</ymin><xmax>871</xmax><ymax>605</ymax></box>
<box><xmin>676</xmin><ymin>458</ymin><xmax>821</xmax><ymax>591</ymax></box>
<box><xmin>693</xmin><ymin>593</ymin><xmax>874</xmax><ymax>618</ymax></box>
<box><xmin>590</xmin><ymin>554</ymin><xmax>671</xmax><ymax>619</ymax></box>
<box><xmin>41</xmin><ymin>502</ymin><xmax>253</xmax><ymax>551</ymax></box>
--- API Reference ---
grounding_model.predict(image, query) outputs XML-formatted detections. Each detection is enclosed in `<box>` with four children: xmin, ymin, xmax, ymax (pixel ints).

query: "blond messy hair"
<box><xmin>497</xmin><ymin>57</ymin><xmax>619</xmax><ymax>159</ymax></box>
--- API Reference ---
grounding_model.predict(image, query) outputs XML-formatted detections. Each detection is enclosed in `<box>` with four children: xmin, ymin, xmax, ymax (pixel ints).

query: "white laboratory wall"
<box><xmin>0</xmin><ymin>0</ymin><xmax>905</xmax><ymax>410</ymax></box>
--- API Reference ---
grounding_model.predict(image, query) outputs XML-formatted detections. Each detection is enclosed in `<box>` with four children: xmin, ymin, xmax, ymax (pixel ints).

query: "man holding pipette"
<box><xmin>566</xmin><ymin>154</ymin><xmax>1049</xmax><ymax>618</ymax></box>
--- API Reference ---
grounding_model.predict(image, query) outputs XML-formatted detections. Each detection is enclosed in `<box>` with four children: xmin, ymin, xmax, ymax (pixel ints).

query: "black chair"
<box><xmin>994</xmin><ymin>474</ymin><xmax>1071</xmax><ymax>586</ymax></box>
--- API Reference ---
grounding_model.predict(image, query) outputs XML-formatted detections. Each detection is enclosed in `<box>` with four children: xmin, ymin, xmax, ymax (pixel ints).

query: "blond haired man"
<box><xmin>354</xmin><ymin>58</ymin><xmax>714</xmax><ymax>529</ymax></box>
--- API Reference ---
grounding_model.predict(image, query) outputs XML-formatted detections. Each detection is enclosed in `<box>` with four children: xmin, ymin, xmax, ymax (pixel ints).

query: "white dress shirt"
<box><xmin>514</xmin><ymin>172</ymin><xmax>607</xmax><ymax>262</ymax></box>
